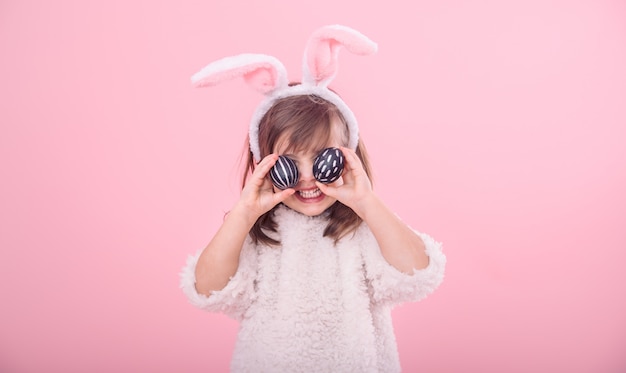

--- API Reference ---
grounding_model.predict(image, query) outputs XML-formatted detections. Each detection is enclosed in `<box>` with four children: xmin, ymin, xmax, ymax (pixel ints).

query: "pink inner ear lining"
<box><xmin>192</xmin><ymin>57</ymin><xmax>286</xmax><ymax>93</ymax></box>
<box><xmin>314</xmin><ymin>27</ymin><xmax>378</xmax><ymax>55</ymax></box>
<box><xmin>243</xmin><ymin>67</ymin><xmax>278</xmax><ymax>94</ymax></box>
<box><xmin>201</xmin><ymin>62</ymin><xmax>277</xmax><ymax>92</ymax></box>
<box><xmin>193</xmin><ymin>68</ymin><xmax>244</xmax><ymax>87</ymax></box>
<box><xmin>305</xmin><ymin>26</ymin><xmax>378</xmax><ymax>84</ymax></box>
<box><xmin>308</xmin><ymin>40</ymin><xmax>338</xmax><ymax>81</ymax></box>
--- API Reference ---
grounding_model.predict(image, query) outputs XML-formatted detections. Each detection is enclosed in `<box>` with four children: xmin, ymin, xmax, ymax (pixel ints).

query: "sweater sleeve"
<box><xmin>179</xmin><ymin>238</ymin><xmax>258</xmax><ymax>321</ymax></box>
<box><xmin>363</xmin><ymin>229</ymin><xmax>446</xmax><ymax>307</ymax></box>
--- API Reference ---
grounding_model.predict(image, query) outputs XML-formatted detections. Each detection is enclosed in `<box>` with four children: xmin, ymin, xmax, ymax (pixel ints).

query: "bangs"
<box><xmin>259</xmin><ymin>95</ymin><xmax>349</xmax><ymax>157</ymax></box>
<box><xmin>280</xmin><ymin>118</ymin><xmax>335</xmax><ymax>155</ymax></box>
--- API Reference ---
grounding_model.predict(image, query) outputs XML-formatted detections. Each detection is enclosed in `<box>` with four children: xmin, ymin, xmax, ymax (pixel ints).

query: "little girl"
<box><xmin>180</xmin><ymin>25</ymin><xmax>446</xmax><ymax>373</ymax></box>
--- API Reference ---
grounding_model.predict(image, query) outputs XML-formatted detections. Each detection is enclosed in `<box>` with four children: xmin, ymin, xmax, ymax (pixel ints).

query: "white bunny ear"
<box><xmin>302</xmin><ymin>25</ymin><xmax>378</xmax><ymax>87</ymax></box>
<box><xmin>191</xmin><ymin>53</ymin><xmax>288</xmax><ymax>94</ymax></box>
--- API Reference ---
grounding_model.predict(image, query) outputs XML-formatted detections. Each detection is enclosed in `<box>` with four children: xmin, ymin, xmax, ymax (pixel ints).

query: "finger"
<box><xmin>315</xmin><ymin>181</ymin><xmax>336</xmax><ymax>198</ymax></box>
<box><xmin>249</xmin><ymin>154</ymin><xmax>278</xmax><ymax>185</ymax></box>
<box><xmin>256</xmin><ymin>153</ymin><xmax>279</xmax><ymax>173</ymax></box>
<box><xmin>258</xmin><ymin>174</ymin><xmax>275</xmax><ymax>191</ymax></box>
<box><xmin>338</xmin><ymin>148</ymin><xmax>362</xmax><ymax>184</ymax></box>
<box><xmin>339</xmin><ymin>147</ymin><xmax>362</xmax><ymax>171</ymax></box>
<box><xmin>272</xmin><ymin>188</ymin><xmax>296</xmax><ymax>204</ymax></box>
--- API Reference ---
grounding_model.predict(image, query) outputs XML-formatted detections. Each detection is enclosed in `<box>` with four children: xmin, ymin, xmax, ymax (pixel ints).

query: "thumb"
<box><xmin>316</xmin><ymin>181</ymin><xmax>336</xmax><ymax>198</ymax></box>
<box><xmin>273</xmin><ymin>188</ymin><xmax>296</xmax><ymax>204</ymax></box>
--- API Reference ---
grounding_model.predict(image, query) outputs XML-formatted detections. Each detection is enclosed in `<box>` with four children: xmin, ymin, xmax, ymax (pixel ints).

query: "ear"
<box><xmin>191</xmin><ymin>53</ymin><xmax>288</xmax><ymax>94</ymax></box>
<box><xmin>302</xmin><ymin>25</ymin><xmax>378</xmax><ymax>87</ymax></box>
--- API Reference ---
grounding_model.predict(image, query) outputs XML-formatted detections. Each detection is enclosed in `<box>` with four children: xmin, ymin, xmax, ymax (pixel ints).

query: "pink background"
<box><xmin>1</xmin><ymin>0</ymin><xmax>625</xmax><ymax>372</ymax></box>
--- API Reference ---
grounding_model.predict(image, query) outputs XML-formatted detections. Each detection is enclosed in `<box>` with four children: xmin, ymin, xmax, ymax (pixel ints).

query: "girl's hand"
<box><xmin>235</xmin><ymin>154</ymin><xmax>295</xmax><ymax>221</ymax></box>
<box><xmin>315</xmin><ymin>146</ymin><xmax>374</xmax><ymax>216</ymax></box>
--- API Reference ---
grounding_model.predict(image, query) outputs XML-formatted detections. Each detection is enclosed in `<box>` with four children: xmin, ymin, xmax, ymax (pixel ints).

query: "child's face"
<box><xmin>272</xmin><ymin>116</ymin><xmax>346</xmax><ymax>217</ymax></box>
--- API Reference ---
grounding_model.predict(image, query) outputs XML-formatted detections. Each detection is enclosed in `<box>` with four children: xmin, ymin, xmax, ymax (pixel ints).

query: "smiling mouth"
<box><xmin>298</xmin><ymin>188</ymin><xmax>322</xmax><ymax>199</ymax></box>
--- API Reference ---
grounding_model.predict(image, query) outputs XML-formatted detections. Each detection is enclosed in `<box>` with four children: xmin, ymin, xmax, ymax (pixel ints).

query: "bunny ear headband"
<box><xmin>191</xmin><ymin>25</ymin><xmax>378</xmax><ymax>162</ymax></box>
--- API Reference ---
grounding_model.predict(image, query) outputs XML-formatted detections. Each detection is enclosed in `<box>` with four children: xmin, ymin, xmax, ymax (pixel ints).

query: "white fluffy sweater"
<box><xmin>180</xmin><ymin>205</ymin><xmax>446</xmax><ymax>373</ymax></box>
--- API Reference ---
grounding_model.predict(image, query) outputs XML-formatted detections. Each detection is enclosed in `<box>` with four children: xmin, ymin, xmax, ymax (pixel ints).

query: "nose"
<box><xmin>297</xmin><ymin>159</ymin><xmax>315</xmax><ymax>184</ymax></box>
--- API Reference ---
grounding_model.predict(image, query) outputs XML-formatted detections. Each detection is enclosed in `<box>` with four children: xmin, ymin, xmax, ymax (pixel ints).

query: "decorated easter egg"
<box><xmin>313</xmin><ymin>147</ymin><xmax>344</xmax><ymax>184</ymax></box>
<box><xmin>270</xmin><ymin>155</ymin><xmax>299</xmax><ymax>189</ymax></box>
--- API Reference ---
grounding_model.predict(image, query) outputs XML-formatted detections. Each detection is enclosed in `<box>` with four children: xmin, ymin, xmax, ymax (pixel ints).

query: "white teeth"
<box><xmin>298</xmin><ymin>188</ymin><xmax>322</xmax><ymax>199</ymax></box>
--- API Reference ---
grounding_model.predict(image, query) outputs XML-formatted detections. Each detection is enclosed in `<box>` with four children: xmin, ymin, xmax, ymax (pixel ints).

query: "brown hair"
<box><xmin>241</xmin><ymin>93</ymin><xmax>374</xmax><ymax>246</ymax></box>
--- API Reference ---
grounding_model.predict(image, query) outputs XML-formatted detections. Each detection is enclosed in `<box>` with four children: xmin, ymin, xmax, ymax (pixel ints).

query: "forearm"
<box><xmin>355</xmin><ymin>194</ymin><xmax>429</xmax><ymax>273</ymax></box>
<box><xmin>194</xmin><ymin>204</ymin><xmax>257</xmax><ymax>295</ymax></box>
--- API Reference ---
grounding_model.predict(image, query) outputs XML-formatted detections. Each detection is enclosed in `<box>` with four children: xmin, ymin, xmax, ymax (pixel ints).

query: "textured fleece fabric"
<box><xmin>180</xmin><ymin>204</ymin><xmax>446</xmax><ymax>373</ymax></box>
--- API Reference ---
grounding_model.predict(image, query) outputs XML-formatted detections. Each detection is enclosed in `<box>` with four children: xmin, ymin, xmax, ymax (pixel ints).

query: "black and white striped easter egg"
<box><xmin>270</xmin><ymin>155</ymin><xmax>299</xmax><ymax>189</ymax></box>
<box><xmin>313</xmin><ymin>147</ymin><xmax>344</xmax><ymax>184</ymax></box>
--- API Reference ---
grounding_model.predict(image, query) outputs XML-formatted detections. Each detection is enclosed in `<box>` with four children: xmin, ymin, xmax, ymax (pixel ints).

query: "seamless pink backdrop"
<box><xmin>1</xmin><ymin>1</ymin><xmax>625</xmax><ymax>372</ymax></box>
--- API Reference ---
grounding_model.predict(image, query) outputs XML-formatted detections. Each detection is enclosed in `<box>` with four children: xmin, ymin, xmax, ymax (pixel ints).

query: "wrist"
<box><xmin>351</xmin><ymin>192</ymin><xmax>381</xmax><ymax>221</ymax></box>
<box><xmin>229</xmin><ymin>202</ymin><xmax>261</xmax><ymax>228</ymax></box>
